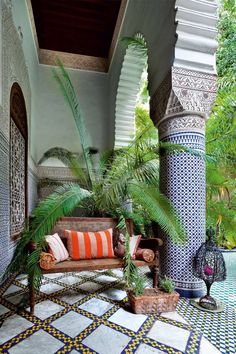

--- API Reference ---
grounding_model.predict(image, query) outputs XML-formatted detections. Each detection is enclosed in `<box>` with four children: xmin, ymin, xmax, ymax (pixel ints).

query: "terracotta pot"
<box><xmin>128</xmin><ymin>288</ymin><xmax>180</xmax><ymax>314</ymax></box>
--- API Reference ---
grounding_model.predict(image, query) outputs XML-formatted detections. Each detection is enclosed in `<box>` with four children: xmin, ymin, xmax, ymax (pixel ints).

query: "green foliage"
<box><xmin>159</xmin><ymin>276</ymin><xmax>175</xmax><ymax>293</ymax></box>
<box><xmin>128</xmin><ymin>183</ymin><xmax>186</xmax><ymax>245</ymax></box>
<box><xmin>135</xmin><ymin>106</ymin><xmax>158</xmax><ymax>141</ymax></box>
<box><xmin>216</xmin><ymin>0</ymin><xmax>236</xmax><ymax>79</ymax></box>
<box><xmin>118</xmin><ymin>216</ymin><xmax>145</xmax><ymax>295</ymax></box>
<box><xmin>6</xmin><ymin>46</ymin><xmax>187</xmax><ymax>288</ymax></box>
<box><xmin>120</xmin><ymin>33</ymin><xmax>147</xmax><ymax>55</ymax></box>
<box><xmin>223</xmin><ymin>233</ymin><xmax>236</xmax><ymax>250</ymax></box>
<box><xmin>206</xmin><ymin>0</ymin><xmax>236</xmax><ymax>244</ymax></box>
<box><xmin>5</xmin><ymin>184</ymin><xmax>90</xmax><ymax>287</ymax></box>
<box><xmin>52</xmin><ymin>59</ymin><xmax>95</xmax><ymax>186</ymax></box>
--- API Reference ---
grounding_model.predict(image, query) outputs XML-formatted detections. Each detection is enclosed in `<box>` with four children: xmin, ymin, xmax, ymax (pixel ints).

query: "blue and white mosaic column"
<box><xmin>158</xmin><ymin>113</ymin><xmax>206</xmax><ymax>297</ymax></box>
<box><xmin>150</xmin><ymin>68</ymin><xmax>217</xmax><ymax>297</ymax></box>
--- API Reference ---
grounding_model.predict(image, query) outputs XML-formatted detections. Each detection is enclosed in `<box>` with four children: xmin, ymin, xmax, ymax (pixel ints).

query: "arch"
<box><xmin>10</xmin><ymin>83</ymin><xmax>28</xmax><ymax>239</ymax></box>
<box><xmin>114</xmin><ymin>33</ymin><xmax>148</xmax><ymax>148</ymax></box>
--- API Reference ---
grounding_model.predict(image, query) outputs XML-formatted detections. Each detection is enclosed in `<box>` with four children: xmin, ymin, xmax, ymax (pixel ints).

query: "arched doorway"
<box><xmin>10</xmin><ymin>83</ymin><xmax>28</xmax><ymax>239</ymax></box>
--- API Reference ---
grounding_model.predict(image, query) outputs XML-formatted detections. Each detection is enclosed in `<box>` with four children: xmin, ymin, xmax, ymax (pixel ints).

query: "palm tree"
<box><xmin>5</xmin><ymin>46</ymin><xmax>187</xmax><ymax>288</ymax></box>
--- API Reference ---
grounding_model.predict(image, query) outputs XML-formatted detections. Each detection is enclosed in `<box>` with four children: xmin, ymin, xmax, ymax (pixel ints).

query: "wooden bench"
<box><xmin>28</xmin><ymin>217</ymin><xmax>163</xmax><ymax>314</ymax></box>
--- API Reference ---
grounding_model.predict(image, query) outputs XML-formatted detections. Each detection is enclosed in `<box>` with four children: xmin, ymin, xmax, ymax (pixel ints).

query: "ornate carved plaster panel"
<box><xmin>0</xmin><ymin>1</ymin><xmax>31</xmax><ymax>139</ymax></box>
<box><xmin>158</xmin><ymin>113</ymin><xmax>205</xmax><ymax>139</ymax></box>
<box><xmin>37</xmin><ymin>166</ymin><xmax>77</xmax><ymax>180</ymax></box>
<box><xmin>39</xmin><ymin>49</ymin><xmax>108</xmax><ymax>73</ymax></box>
<box><xmin>150</xmin><ymin>67</ymin><xmax>216</xmax><ymax>126</ymax></box>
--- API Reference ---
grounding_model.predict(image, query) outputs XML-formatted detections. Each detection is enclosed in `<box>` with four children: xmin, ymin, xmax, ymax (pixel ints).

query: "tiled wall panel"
<box><xmin>28</xmin><ymin>168</ymin><xmax>38</xmax><ymax>213</ymax></box>
<box><xmin>0</xmin><ymin>131</ymin><xmax>10</xmax><ymax>277</ymax></box>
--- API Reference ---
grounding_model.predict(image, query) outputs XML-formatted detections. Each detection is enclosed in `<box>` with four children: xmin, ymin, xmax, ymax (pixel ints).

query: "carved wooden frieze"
<box><xmin>10</xmin><ymin>119</ymin><xmax>26</xmax><ymax>236</ymax></box>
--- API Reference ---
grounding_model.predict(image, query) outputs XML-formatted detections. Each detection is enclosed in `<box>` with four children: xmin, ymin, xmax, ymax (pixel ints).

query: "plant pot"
<box><xmin>128</xmin><ymin>288</ymin><xmax>180</xmax><ymax>314</ymax></box>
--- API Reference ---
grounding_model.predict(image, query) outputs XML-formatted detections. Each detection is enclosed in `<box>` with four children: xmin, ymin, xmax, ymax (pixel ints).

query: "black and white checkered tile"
<box><xmin>0</xmin><ymin>268</ymin><xmax>226</xmax><ymax>354</ymax></box>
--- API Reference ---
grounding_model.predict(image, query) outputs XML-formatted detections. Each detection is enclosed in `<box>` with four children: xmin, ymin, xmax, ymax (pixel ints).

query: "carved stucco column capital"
<box><xmin>150</xmin><ymin>67</ymin><xmax>217</xmax><ymax>138</ymax></box>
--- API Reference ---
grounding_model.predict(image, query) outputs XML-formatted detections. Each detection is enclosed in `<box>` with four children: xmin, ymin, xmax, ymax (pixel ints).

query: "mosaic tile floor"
<box><xmin>0</xmin><ymin>268</ymin><xmax>227</xmax><ymax>354</ymax></box>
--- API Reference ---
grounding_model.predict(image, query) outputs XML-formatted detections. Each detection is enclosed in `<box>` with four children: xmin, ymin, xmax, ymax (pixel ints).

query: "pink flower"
<box><xmin>204</xmin><ymin>264</ymin><xmax>214</xmax><ymax>276</ymax></box>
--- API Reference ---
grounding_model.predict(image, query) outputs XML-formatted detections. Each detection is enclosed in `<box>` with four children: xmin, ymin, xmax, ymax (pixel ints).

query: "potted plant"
<box><xmin>117</xmin><ymin>217</ymin><xmax>179</xmax><ymax>314</ymax></box>
<box><xmin>127</xmin><ymin>274</ymin><xmax>180</xmax><ymax>314</ymax></box>
<box><xmin>4</xmin><ymin>53</ymin><xmax>186</xmax><ymax>289</ymax></box>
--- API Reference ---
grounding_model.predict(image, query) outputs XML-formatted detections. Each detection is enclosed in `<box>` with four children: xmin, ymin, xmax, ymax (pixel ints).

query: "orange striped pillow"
<box><xmin>64</xmin><ymin>228</ymin><xmax>115</xmax><ymax>260</ymax></box>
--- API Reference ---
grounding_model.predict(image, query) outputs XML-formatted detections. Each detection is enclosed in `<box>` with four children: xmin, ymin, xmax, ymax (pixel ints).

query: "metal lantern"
<box><xmin>193</xmin><ymin>227</ymin><xmax>226</xmax><ymax>310</ymax></box>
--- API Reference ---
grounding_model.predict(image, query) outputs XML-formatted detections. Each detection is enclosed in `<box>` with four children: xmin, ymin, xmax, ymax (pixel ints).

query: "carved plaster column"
<box><xmin>150</xmin><ymin>67</ymin><xmax>216</xmax><ymax>297</ymax></box>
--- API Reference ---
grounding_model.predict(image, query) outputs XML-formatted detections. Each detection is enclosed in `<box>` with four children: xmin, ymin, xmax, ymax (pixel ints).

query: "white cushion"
<box><xmin>45</xmin><ymin>233</ymin><xmax>69</xmax><ymax>263</ymax></box>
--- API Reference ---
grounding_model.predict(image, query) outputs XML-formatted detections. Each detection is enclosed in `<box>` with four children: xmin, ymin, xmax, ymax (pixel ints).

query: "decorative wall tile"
<box><xmin>28</xmin><ymin>168</ymin><xmax>38</xmax><ymax>213</ymax></box>
<box><xmin>159</xmin><ymin>130</ymin><xmax>206</xmax><ymax>296</ymax></box>
<box><xmin>0</xmin><ymin>131</ymin><xmax>10</xmax><ymax>277</ymax></box>
<box><xmin>0</xmin><ymin>2</ymin><xmax>31</xmax><ymax>278</ymax></box>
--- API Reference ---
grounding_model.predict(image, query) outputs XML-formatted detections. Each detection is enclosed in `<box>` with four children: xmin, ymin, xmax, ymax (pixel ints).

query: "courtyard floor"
<box><xmin>0</xmin><ymin>265</ymin><xmax>235</xmax><ymax>354</ymax></box>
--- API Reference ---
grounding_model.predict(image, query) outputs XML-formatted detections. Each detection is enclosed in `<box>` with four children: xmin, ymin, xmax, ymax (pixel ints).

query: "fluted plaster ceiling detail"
<box><xmin>114</xmin><ymin>34</ymin><xmax>147</xmax><ymax>148</ymax></box>
<box><xmin>175</xmin><ymin>0</ymin><xmax>218</xmax><ymax>74</ymax></box>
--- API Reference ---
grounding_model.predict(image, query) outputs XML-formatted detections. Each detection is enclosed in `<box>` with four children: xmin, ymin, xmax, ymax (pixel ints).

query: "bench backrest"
<box><xmin>52</xmin><ymin>217</ymin><xmax>133</xmax><ymax>248</ymax></box>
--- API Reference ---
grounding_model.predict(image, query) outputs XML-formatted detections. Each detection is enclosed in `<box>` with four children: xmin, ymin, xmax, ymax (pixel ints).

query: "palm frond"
<box><xmin>30</xmin><ymin>183</ymin><xmax>90</xmax><ymax>240</ymax></box>
<box><xmin>4</xmin><ymin>183</ymin><xmax>91</xmax><ymax>284</ymax></box>
<box><xmin>128</xmin><ymin>183</ymin><xmax>186</xmax><ymax>244</ymax></box>
<box><xmin>52</xmin><ymin>59</ymin><xmax>95</xmax><ymax>185</ymax></box>
<box><xmin>120</xmin><ymin>33</ymin><xmax>147</xmax><ymax>55</ymax></box>
<box><xmin>38</xmin><ymin>147</ymin><xmax>89</xmax><ymax>187</ymax></box>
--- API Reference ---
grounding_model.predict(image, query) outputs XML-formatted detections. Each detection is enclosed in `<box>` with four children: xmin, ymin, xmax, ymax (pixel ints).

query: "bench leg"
<box><xmin>153</xmin><ymin>251</ymin><xmax>159</xmax><ymax>288</ymax></box>
<box><xmin>29</xmin><ymin>275</ymin><xmax>35</xmax><ymax>315</ymax></box>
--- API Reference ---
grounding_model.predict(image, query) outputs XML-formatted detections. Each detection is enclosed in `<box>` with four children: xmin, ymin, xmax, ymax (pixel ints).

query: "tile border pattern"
<box><xmin>0</xmin><ymin>269</ymin><xmax>226</xmax><ymax>354</ymax></box>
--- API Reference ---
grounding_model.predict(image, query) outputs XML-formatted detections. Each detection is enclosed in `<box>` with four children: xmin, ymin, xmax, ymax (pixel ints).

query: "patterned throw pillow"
<box><xmin>45</xmin><ymin>233</ymin><xmax>69</xmax><ymax>263</ymax></box>
<box><xmin>64</xmin><ymin>228</ymin><xmax>114</xmax><ymax>260</ymax></box>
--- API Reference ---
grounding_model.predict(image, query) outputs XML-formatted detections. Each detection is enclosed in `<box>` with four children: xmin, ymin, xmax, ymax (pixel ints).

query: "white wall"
<box><xmin>11</xmin><ymin>0</ymin><xmax>110</xmax><ymax>165</ymax></box>
<box><xmin>108</xmin><ymin>0</ymin><xmax>176</xmax><ymax>147</ymax></box>
<box><xmin>34</xmin><ymin>66</ymin><xmax>109</xmax><ymax>164</ymax></box>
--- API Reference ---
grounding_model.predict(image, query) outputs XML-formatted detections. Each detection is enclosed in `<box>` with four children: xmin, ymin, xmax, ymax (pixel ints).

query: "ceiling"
<box><xmin>30</xmin><ymin>0</ymin><xmax>122</xmax><ymax>60</ymax></box>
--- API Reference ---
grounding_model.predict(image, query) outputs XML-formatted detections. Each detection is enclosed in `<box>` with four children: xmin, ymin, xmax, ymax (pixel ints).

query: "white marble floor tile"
<box><xmin>108</xmin><ymin>308</ymin><xmax>147</xmax><ymax>332</ymax></box>
<box><xmin>15</xmin><ymin>274</ymin><xmax>27</xmax><ymax>280</ymax></box>
<box><xmin>82</xmin><ymin>324</ymin><xmax>130</xmax><ymax>354</ymax></box>
<box><xmin>147</xmin><ymin>320</ymin><xmax>190</xmax><ymax>352</ymax></box>
<box><xmin>77</xmin><ymin>281</ymin><xmax>103</xmax><ymax>293</ymax></box>
<box><xmin>75</xmin><ymin>271</ymin><xmax>96</xmax><ymax>277</ymax></box>
<box><xmin>0</xmin><ymin>314</ymin><xmax>33</xmax><ymax>344</ymax></box>
<box><xmin>160</xmin><ymin>311</ymin><xmax>188</xmax><ymax>324</ymax></box>
<box><xmin>135</xmin><ymin>343</ymin><xmax>165</xmax><ymax>354</ymax></box>
<box><xmin>26</xmin><ymin>300</ymin><xmax>64</xmax><ymax>320</ymax></box>
<box><xmin>18</xmin><ymin>278</ymin><xmax>28</xmax><ymax>286</ymax></box>
<box><xmin>40</xmin><ymin>283</ymin><xmax>64</xmax><ymax>294</ymax></box>
<box><xmin>43</xmin><ymin>273</ymin><xmax>64</xmax><ymax>279</ymax></box>
<box><xmin>95</xmin><ymin>275</ymin><xmax>117</xmax><ymax>283</ymax></box>
<box><xmin>57</xmin><ymin>290</ymin><xmax>86</xmax><ymax>305</ymax></box>
<box><xmin>8</xmin><ymin>329</ymin><xmax>63</xmax><ymax>354</ymax></box>
<box><xmin>109</xmin><ymin>269</ymin><xmax>124</xmax><ymax>278</ymax></box>
<box><xmin>79</xmin><ymin>298</ymin><xmax>113</xmax><ymax>316</ymax></box>
<box><xmin>200</xmin><ymin>336</ymin><xmax>221</xmax><ymax>354</ymax></box>
<box><xmin>51</xmin><ymin>311</ymin><xmax>93</xmax><ymax>337</ymax></box>
<box><xmin>0</xmin><ymin>304</ymin><xmax>10</xmax><ymax>315</ymax></box>
<box><xmin>17</xmin><ymin>277</ymin><xmax>46</xmax><ymax>286</ymax></box>
<box><xmin>68</xmin><ymin>351</ymin><xmax>81</xmax><ymax>354</ymax></box>
<box><xmin>58</xmin><ymin>275</ymin><xmax>82</xmax><ymax>286</ymax></box>
<box><xmin>3</xmin><ymin>284</ymin><xmax>22</xmax><ymax>297</ymax></box>
<box><xmin>100</xmin><ymin>288</ymin><xmax>127</xmax><ymax>301</ymax></box>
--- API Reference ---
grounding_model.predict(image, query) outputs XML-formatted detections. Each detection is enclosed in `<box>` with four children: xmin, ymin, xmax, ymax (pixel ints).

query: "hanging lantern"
<box><xmin>193</xmin><ymin>227</ymin><xmax>226</xmax><ymax>310</ymax></box>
